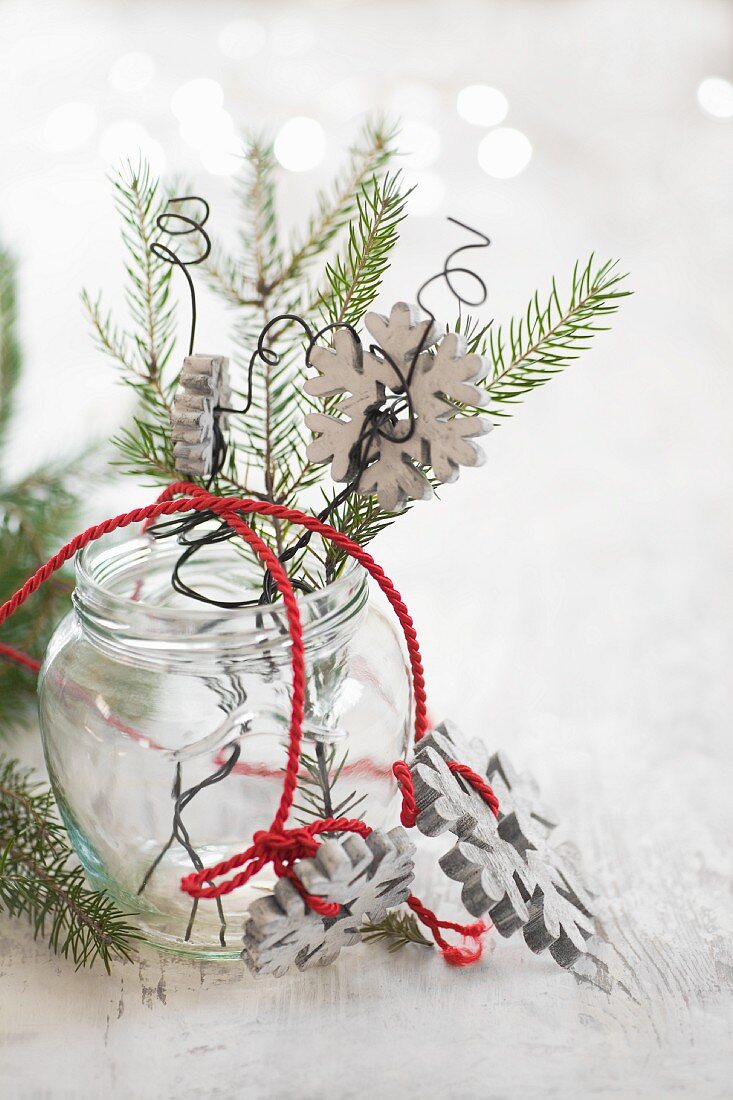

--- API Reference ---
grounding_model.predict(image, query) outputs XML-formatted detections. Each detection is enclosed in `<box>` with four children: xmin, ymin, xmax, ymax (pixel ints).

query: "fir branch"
<box><xmin>112</xmin><ymin>159</ymin><xmax>176</xmax><ymax>383</ymax></box>
<box><xmin>294</xmin><ymin>743</ymin><xmax>367</xmax><ymax>825</ymax></box>
<box><xmin>273</xmin><ymin>116</ymin><xmax>398</xmax><ymax>292</ymax></box>
<box><xmin>0</xmin><ymin>247</ymin><xmax>21</xmax><ymax>450</ymax></box>
<box><xmin>317</xmin><ymin>172</ymin><xmax>412</xmax><ymax>328</ymax></box>
<box><xmin>240</xmin><ymin>136</ymin><xmax>281</xmax><ymax>292</ymax></box>
<box><xmin>360</xmin><ymin>909</ymin><xmax>432</xmax><ymax>952</ymax></box>
<box><xmin>323</xmin><ymin>491</ymin><xmax>405</xmax><ymax>579</ymax></box>
<box><xmin>0</xmin><ymin>757</ymin><xmax>139</xmax><ymax>970</ymax></box>
<box><xmin>478</xmin><ymin>256</ymin><xmax>630</xmax><ymax>416</ymax></box>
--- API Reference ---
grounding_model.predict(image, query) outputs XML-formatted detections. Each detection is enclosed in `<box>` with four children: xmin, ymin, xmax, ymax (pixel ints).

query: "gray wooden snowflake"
<box><xmin>408</xmin><ymin>720</ymin><xmax>598</xmax><ymax>971</ymax></box>
<box><xmin>170</xmin><ymin>354</ymin><xmax>231</xmax><ymax>478</ymax></box>
<box><xmin>410</xmin><ymin>720</ymin><xmax>491</xmax><ymax>838</ymax></box>
<box><xmin>304</xmin><ymin>302</ymin><xmax>491</xmax><ymax>511</ymax></box>
<box><xmin>241</xmin><ymin>827</ymin><xmax>415</xmax><ymax>978</ymax></box>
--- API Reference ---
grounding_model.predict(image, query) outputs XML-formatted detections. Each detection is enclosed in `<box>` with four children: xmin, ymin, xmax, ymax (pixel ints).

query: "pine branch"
<box><xmin>317</xmin><ymin>172</ymin><xmax>412</xmax><ymax>328</ymax></box>
<box><xmin>0</xmin><ymin>247</ymin><xmax>21</xmax><ymax>451</ymax></box>
<box><xmin>360</xmin><ymin>909</ymin><xmax>432</xmax><ymax>952</ymax></box>
<box><xmin>294</xmin><ymin>743</ymin><xmax>366</xmax><ymax>825</ymax></box>
<box><xmin>0</xmin><ymin>240</ymin><xmax>86</xmax><ymax>735</ymax></box>
<box><xmin>273</xmin><ymin>116</ymin><xmax>398</xmax><ymax>292</ymax></box>
<box><xmin>323</xmin><ymin>491</ymin><xmax>405</xmax><ymax>580</ymax></box>
<box><xmin>0</xmin><ymin>757</ymin><xmax>139</xmax><ymax>970</ymax></box>
<box><xmin>478</xmin><ymin>256</ymin><xmax>631</xmax><ymax>416</ymax></box>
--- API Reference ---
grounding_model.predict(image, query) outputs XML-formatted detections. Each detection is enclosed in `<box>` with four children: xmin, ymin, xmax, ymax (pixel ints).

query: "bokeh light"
<box><xmin>457</xmin><ymin>84</ymin><xmax>509</xmax><ymax>127</ymax></box>
<box><xmin>171</xmin><ymin>78</ymin><xmax>224</xmax><ymax>123</ymax></box>
<box><xmin>697</xmin><ymin>76</ymin><xmax>733</xmax><ymax>118</ymax></box>
<box><xmin>274</xmin><ymin>117</ymin><xmax>326</xmax><ymax>172</ymax></box>
<box><xmin>478</xmin><ymin>127</ymin><xmax>532</xmax><ymax>178</ymax></box>
<box><xmin>108</xmin><ymin>52</ymin><xmax>156</xmax><ymax>94</ymax></box>
<box><xmin>44</xmin><ymin>102</ymin><xmax>96</xmax><ymax>151</ymax></box>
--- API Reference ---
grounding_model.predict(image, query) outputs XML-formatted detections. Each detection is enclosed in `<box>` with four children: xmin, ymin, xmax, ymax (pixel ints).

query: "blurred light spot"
<box><xmin>697</xmin><ymin>76</ymin><xmax>733</xmax><ymax>118</ymax></box>
<box><xmin>180</xmin><ymin>107</ymin><xmax>236</xmax><ymax>151</ymax></box>
<box><xmin>44</xmin><ymin>102</ymin><xmax>96</xmax><ymax>151</ymax></box>
<box><xmin>478</xmin><ymin>127</ymin><xmax>532</xmax><ymax>179</ymax></box>
<box><xmin>457</xmin><ymin>84</ymin><xmax>508</xmax><ymax>127</ymax></box>
<box><xmin>271</xmin><ymin>18</ymin><xmax>316</xmax><ymax>57</ymax></box>
<box><xmin>171</xmin><ymin>78</ymin><xmax>224</xmax><ymax>123</ymax></box>
<box><xmin>274</xmin><ymin>117</ymin><xmax>326</xmax><ymax>172</ymax></box>
<box><xmin>109</xmin><ymin>52</ymin><xmax>155</xmax><ymax>94</ymax></box>
<box><xmin>389</xmin><ymin>83</ymin><xmax>442</xmax><ymax>119</ymax></box>
<box><xmin>404</xmin><ymin>171</ymin><xmax>445</xmax><ymax>216</ymax></box>
<box><xmin>400</xmin><ymin>121</ymin><xmax>441</xmax><ymax>169</ymax></box>
<box><xmin>218</xmin><ymin>18</ymin><xmax>266</xmax><ymax>60</ymax></box>
<box><xmin>99</xmin><ymin>120</ymin><xmax>166</xmax><ymax>175</ymax></box>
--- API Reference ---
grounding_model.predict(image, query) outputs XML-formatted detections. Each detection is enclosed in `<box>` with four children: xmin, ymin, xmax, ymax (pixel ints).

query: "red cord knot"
<box><xmin>250</xmin><ymin>827</ymin><xmax>320</xmax><ymax>863</ymax></box>
<box><xmin>407</xmin><ymin>894</ymin><xmax>490</xmax><ymax>967</ymax></box>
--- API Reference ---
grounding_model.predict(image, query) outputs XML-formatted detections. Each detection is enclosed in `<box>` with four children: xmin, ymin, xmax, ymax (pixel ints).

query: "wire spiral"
<box><xmin>151</xmin><ymin>195</ymin><xmax>212</xmax><ymax>356</ymax></box>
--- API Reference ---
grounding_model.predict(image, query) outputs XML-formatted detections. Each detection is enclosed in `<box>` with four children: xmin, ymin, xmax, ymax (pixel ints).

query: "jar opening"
<box><xmin>74</xmin><ymin>531</ymin><xmax>368</xmax><ymax>668</ymax></box>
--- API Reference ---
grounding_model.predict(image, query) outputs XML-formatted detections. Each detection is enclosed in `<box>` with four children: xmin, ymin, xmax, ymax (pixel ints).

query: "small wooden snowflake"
<box><xmin>304</xmin><ymin>303</ymin><xmax>491</xmax><ymax>511</ymax></box>
<box><xmin>242</xmin><ymin>827</ymin><xmax>416</xmax><ymax>978</ymax></box>
<box><xmin>170</xmin><ymin>354</ymin><xmax>231</xmax><ymax>478</ymax></box>
<box><xmin>409</xmin><ymin>721</ymin><xmax>598</xmax><ymax>970</ymax></box>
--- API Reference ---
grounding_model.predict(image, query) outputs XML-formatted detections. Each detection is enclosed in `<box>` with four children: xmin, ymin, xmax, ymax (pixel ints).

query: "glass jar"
<box><xmin>38</xmin><ymin>531</ymin><xmax>412</xmax><ymax>958</ymax></box>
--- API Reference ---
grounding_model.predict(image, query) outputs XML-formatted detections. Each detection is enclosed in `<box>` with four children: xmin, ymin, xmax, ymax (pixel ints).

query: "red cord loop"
<box><xmin>448</xmin><ymin>761</ymin><xmax>500</xmax><ymax>818</ymax></box>
<box><xmin>407</xmin><ymin>895</ymin><xmax>489</xmax><ymax>967</ymax></box>
<box><xmin>392</xmin><ymin>760</ymin><xmax>418</xmax><ymax>828</ymax></box>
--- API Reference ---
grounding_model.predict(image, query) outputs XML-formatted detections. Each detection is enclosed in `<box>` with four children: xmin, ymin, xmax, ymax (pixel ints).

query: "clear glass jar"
<box><xmin>38</xmin><ymin>531</ymin><xmax>412</xmax><ymax>958</ymax></box>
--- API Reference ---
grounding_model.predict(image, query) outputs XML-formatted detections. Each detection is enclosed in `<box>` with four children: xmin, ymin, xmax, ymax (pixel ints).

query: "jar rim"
<box><xmin>73</xmin><ymin>531</ymin><xmax>369</xmax><ymax>665</ymax></box>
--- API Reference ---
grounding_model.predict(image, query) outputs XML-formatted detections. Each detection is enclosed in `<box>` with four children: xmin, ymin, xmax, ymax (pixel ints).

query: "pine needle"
<box><xmin>0</xmin><ymin>757</ymin><xmax>139</xmax><ymax>971</ymax></box>
<box><xmin>360</xmin><ymin>909</ymin><xmax>432</xmax><ymax>952</ymax></box>
<box><xmin>477</xmin><ymin>255</ymin><xmax>631</xmax><ymax>416</ymax></box>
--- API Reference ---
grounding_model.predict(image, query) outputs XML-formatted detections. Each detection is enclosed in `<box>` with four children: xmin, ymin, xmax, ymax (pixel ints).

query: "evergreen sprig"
<box><xmin>0</xmin><ymin>756</ymin><xmax>139</xmax><ymax>970</ymax></box>
<box><xmin>0</xmin><ymin>247</ymin><xmax>83</xmax><ymax>736</ymax></box>
<box><xmin>294</xmin><ymin>743</ymin><xmax>367</xmax><ymax>824</ymax></box>
<box><xmin>477</xmin><ymin>255</ymin><xmax>630</xmax><ymax>415</ymax></box>
<box><xmin>81</xmin><ymin>159</ymin><xmax>179</xmax><ymax>486</ymax></box>
<box><xmin>360</xmin><ymin>909</ymin><xmax>432</xmax><ymax>952</ymax></box>
<box><xmin>317</xmin><ymin>171</ymin><xmax>412</xmax><ymax>328</ymax></box>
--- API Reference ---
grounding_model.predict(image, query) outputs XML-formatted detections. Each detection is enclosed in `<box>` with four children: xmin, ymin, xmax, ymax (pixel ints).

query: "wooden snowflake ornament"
<box><xmin>241</xmin><ymin>827</ymin><xmax>415</xmax><ymax>978</ymax></box>
<box><xmin>170</xmin><ymin>354</ymin><xmax>231</xmax><ymax>478</ymax></box>
<box><xmin>304</xmin><ymin>303</ymin><xmax>491</xmax><ymax>511</ymax></box>
<box><xmin>408</xmin><ymin>721</ymin><xmax>598</xmax><ymax>970</ymax></box>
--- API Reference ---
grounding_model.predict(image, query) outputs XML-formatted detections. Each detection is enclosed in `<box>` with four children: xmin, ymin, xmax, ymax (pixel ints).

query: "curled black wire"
<box><xmin>151</xmin><ymin>217</ymin><xmax>492</xmax><ymax>607</ymax></box>
<box><xmin>151</xmin><ymin>195</ymin><xmax>212</xmax><ymax>357</ymax></box>
<box><xmin>137</xmin><ymin>741</ymin><xmax>242</xmax><ymax>945</ymax></box>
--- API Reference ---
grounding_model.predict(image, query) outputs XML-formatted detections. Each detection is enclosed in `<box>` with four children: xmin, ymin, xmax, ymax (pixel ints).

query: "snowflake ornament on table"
<box><xmin>242</xmin><ymin>827</ymin><xmax>416</xmax><ymax>978</ymax></box>
<box><xmin>408</xmin><ymin>721</ymin><xmax>598</xmax><ymax>970</ymax></box>
<box><xmin>169</xmin><ymin>354</ymin><xmax>231</xmax><ymax>479</ymax></box>
<box><xmin>304</xmin><ymin>303</ymin><xmax>491</xmax><ymax>511</ymax></box>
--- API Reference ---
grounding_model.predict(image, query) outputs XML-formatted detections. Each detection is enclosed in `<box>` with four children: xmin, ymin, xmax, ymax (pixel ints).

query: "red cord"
<box><xmin>0</xmin><ymin>482</ymin><xmax>494</xmax><ymax>964</ymax></box>
<box><xmin>407</xmin><ymin>895</ymin><xmax>489</xmax><ymax>966</ymax></box>
<box><xmin>0</xmin><ymin>642</ymin><xmax>42</xmax><ymax>674</ymax></box>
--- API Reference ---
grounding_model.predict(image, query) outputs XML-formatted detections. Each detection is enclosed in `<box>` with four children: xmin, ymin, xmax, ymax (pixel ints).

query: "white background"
<box><xmin>1</xmin><ymin>2</ymin><xmax>732</xmax><ymax>1098</ymax></box>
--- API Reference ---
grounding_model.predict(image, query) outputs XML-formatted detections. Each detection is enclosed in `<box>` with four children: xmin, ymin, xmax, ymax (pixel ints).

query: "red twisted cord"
<box><xmin>407</xmin><ymin>895</ymin><xmax>488</xmax><ymax>967</ymax></box>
